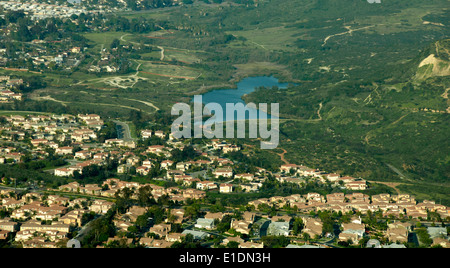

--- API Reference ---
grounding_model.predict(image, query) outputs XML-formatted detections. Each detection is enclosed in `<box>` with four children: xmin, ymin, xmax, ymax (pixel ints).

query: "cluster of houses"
<box><xmin>58</xmin><ymin>178</ymin><xmax>207</xmax><ymax>203</ymax></box>
<box><xmin>0</xmin><ymin>113</ymin><xmax>104</xmax><ymax>165</ymax></box>
<box><xmin>0</xmin><ymin>1</ymin><xmax>92</xmax><ymax>20</ymax></box>
<box><xmin>0</xmin><ymin>76</ymin><xmax>23</xmax><ymax>103</ymax></box>
<box><xmin>26</xmin><ymin>44</ymin><xmax>84</xmax><ymax>71</ymax></box>
<box><xmin>132</xmin><ymin>210</ymin><xmax>264</xmax><ymax>248</ymax></box>
<box><xmin>0</xmin><ymin>11</ymin><xmax>87</xmax><ymax>72</ymax></box>
<box><xmin>0</xmin><ymin>31</ymin><xmax>85</xmax><ymax>71</ymax></box>
<box><xmin>279</xmin><ymin>163</ymin><xmax>368</xmax><ymax>191</ymax></box>
<box><xmin>0</xmin><ymin>189</ymin><xmax>115</xmax><ymax>248</ymax></box>
<box><xmin>2</xmin><ymin>177</ymin><xmax>449</xmax><ymax>248</ymax></box>
<box><xmin>88</xmin><ymin>51</ymin><xmax>121</xmax><ymax>73</ymax></box>
<box><xmin>98</xmin><ymin>210</ymin><xmax>263</xmax><ymax>248</ymax></box>
<box><xmin>30</xmin><ymin>176</ymin><xmax>450</xmax><ymax>248</ymax></box>
<box><xmin>0</xmin><ymin>112</ymin><xmax>449</xmax><ymax>248</ymax></box>
<box><xmin>249</xmin><ymin>192</ymin><xmax>449</xmax><ymax>221</ymax></box>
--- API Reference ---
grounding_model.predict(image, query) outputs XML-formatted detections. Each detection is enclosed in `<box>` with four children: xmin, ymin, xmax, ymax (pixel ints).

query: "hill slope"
<box><xmin>416</xmin><ymin>40</ymin><xmax>450</xmax><ymax>80</ymax></box>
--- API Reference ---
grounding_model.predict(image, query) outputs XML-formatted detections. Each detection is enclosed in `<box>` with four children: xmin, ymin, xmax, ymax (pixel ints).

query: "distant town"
<box><xmin>0</xmin><ymin>112</ymin><xmax>448</xmax><ymax>248</ymax></box>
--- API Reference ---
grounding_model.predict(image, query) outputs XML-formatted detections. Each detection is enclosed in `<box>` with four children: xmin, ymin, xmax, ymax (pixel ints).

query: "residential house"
<box><xmin>136</xmin><ymin>166</ymin><xmax>150</xmax><ymax>176</ymax></box>
<box><xmin>89</xmin><ymin>200</ymin><xmax>114</xmax><ymax>214</ymax></box>
<box><xmin>139</xmin><ymin>238</ymin><xmax>173</xmax><ymax>248</ymax></box>
<box><xmin>339</xmin><ymin>222</ymin><xmax>366</xmax><ymax>245</ymax></box>
<box><xmin>221</xmin><ymin>236</ymin><xmax>244</xmax><ymax>247</ymax></box>
<box><xmin>160</xmin><ymin>160</ymin><xmax>174</xmax><ymax>170</ymax></box>
<box><xmin>166</xmin><ymin>233</ymin><xmax>186</xmax><ymax>243</ymax></box>
<box><xmin>386</xmin><ymin>222</ymin><xmax>411</xmax><ymax>244</ymax></box>
<box><xmin>55</xmin><ymin>146</ymin><xmax>73</xmax><ymax>155</ymax></box>
<box><xmin>196</xmin><ymin>181</ymin><xmax>217</xmax><ymax>191</ymax></box>
<box><xmin>149</xmin><ymin>223</ymin><xmax>171</xmax><ymax>238</ymax></box>
<box><xmin>181</xmin><ymin>230</ymin><xmax>209</xmax><ymax>240</ymax></box>
<box><xmin>235</xmin><ymin>173</ymin><xmax>254</xmax><ymax>181</ymax></box>
<box><xmin>219</xmin><ymin>183</ymin><xmax>233</xmax><ymax>193</ymax></box>
<box><xmin>54</xmin><ymin>168</ymin><xmax>75</xmax><ymax>177</ymax></box>
<box><xmin>302</xmin><ymin>217</ymin><xmax>323</xmax><ymax>238</ymax></box>
<box><xmin>230</xmin><ymin>219</ymin><xmax>251</xmax><ymax>235</ymax></box>
<box><xmin>195</xmin><ymin>218</ymin><xmax>215</xmax><ymax>230</ymax></box>
<box><xmin>214</xmin><ymin>167</ymin><xmax>233</xmax><ymax>178</ymax></box>
<box><xmin>141</xmin><ymin>130</ymin><xmax>152</xmax><ymax>139</ymax></box>
<box><xmin>154</xmin><ymin>131</ymin><xmax>165</xmax><ymax>138</ymax></box>
<box><xmin>0</xmin><ymin>219</ymin><xmax>19</xmax><ymax>232</ymax></box>
<box><xmin>167</xmin><ymin>209</ymin><xmax>185</xmax><ymax>224</ymax></box>
<box><xmin>75</xmin><ymin>150</ymin><xmax>91</xmax><ymax>160</ymax></box>
<box><xmin>267</xmin><ymin>221</ymin><xmax>290</xmax><ymax>236</ymax></box>
<box><xmin>239</xmin><ymin>241</ymin><xmax>264</xmax><ymax>248</ymax></box>
<box><xmin>345</xmin><ymin>180</ymin><xmax>368</xmax><ymax>190</ymax></box>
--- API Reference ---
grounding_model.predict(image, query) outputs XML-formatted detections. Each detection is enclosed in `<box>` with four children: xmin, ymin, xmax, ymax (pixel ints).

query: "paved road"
<box><xmin>113</xmin><ymin>120</ymin><xmax>134</xmax><ymax>142</ymax></box>
<box><xmin>74</xmin><ymin>214</ymin><xmax>104</xmax><ymax>243</ymax></box>
<box><xmin>0</xmin><ymin>185</ymin><xmax>27</xmax><ymax>192</ymax></box>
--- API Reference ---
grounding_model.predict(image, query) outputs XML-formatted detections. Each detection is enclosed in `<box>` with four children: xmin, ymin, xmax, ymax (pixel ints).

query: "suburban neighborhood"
<box><xmin>0</xmin><ymin>112</ymin><xmax>448</xmax><ymax>248</ymax></box>
<box><xmin>0</xmin><ymin>0</ymin><xmax>448</xmax><ymax>254</ymax></box>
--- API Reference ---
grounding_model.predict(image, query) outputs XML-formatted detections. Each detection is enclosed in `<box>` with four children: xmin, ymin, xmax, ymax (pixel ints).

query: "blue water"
<box><xmin>193</xmin><ymin>76</ymin><xmax>290</xmax><ymax>124</ymax></box>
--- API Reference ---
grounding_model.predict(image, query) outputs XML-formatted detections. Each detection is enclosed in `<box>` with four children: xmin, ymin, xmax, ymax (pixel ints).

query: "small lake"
<box><xmin>193</xmin><ymin>76</ymin><xmax>291</xmax><ymax>124</ymax></box>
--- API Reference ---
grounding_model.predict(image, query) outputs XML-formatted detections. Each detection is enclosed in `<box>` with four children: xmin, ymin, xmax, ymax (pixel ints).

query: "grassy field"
<box><xmin>163</xmin><ymin>49</ymin><xmax>202</xmax><ymax>64</ymax></box>
<box><xmin>137</xmin><ymin>60</ymin><xmax>201</xmax><ymax>80</ymax></box>
<box><xmin>83</xmin><ymin>31</ymin><xmax>131</xmax><ymax>51</ymax></box>
<box><xmin>353</xmin><ymin>5</ymin><xmax>447</xmax><ymax>34</ymax></box>
<box><xmin>227</xmin><ymin>26</ymin><xmax>303</xmax><ymax>52</ymax></box>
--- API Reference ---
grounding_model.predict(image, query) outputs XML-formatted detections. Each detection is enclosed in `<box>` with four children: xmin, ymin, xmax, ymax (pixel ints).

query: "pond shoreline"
<box><xmin>192</xmin><ymin>76</ymin><xmax>292</xmax><ymax>124</ymax></box>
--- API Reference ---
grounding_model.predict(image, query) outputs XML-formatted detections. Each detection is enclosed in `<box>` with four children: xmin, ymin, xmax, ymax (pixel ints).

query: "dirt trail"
<box><xmin>245</xmin><ymin>143</ymin><xmax>290</xmax><ymax>165</ymax></box>
<box><xmin>157</xmin><ymin>46</ymin><xmax>165</xmax><ymax>61</ymax></box>
<box><xmin>31</xmin><ymin>94</ymin><xmax>150</xmax><ymax>113</ymax></box>
<box><xmin>74</xmin><ymin>61</ymin><xmax>148</xmax><ymax>89</ymax></box>
<box><xmin>125</xmin><ymin>98</ymin><xmax>160</xmax><ymax>111</ymax></box>
<box><xmin>31</xmin><ymin>95</ymin><xmax>68</xmax><ymax>106</ymax></box>
<box><xmin>391</xmin><ymin>113</ymin><xmax>410</xmax><ymax>125</ymax></box>
<box><xmin>139</xmin><ymin>71</ymin><xmax>195</xmax><ymax>80</ymax></box>
<box><xmin>317</xmin><ymin>102</ymin><xmax>323</xmax><ymax>120</ymax></box>
<box><xmin>277</xmin><ymin>148</ymin><xmax>290</xmax><ymax>165</ymax></box>
<box><xmin>367</xmin><ymin>181</ymin><xmax>404</xmax><ymax>195</ymax></box>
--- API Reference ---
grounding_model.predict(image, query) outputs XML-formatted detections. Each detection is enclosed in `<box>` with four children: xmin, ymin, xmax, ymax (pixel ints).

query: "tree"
<box><xmin>135</xmin><ymin>214</ymin><xmax>151</xmax><ymax>230</ymax></box>
<box><xmin>170</xmin><ymin>145</ymin><xmax>198</xmax><ymax>162</ymax></box>
<box><xmin>15</xmin><ymin>23</ymin><xmax>33</xmax><ymax>42</ymax></box>
<box><xmin>81</xmin><ymin>210</ymin><xmax>116</xmax><ymax>247</ymax></box>
<box><xmin>114</xmin><ymin>187</ymin><xmax>134</xmax><ymax>214</ymax></box>
<box><xmin>302</xmin><ymin>232</ymin><xmax>311</xmax><ymax>242</ymax></box>
<box><xmin>261</xmin><ymin>235</ymin><xmax>290</xmax><ymax>248</ymax></box>
<box><xmin>170</xmin><ymin>233</ymin><xmax>201</xmax><ymax>248</ymax></box>
<box><xmin>227</xmin><ymin>241</ymin><xmax>239</xmax><ymax>248</ymax></box>
<box><xmin>184</xmin><ymin>203</ymin><xmax>201</xmax><ymax>220</ymax></box>
<box><xmin>292</xmin><ymin>218</ymin><xmax>304</xmax><ymax>236</ymax></box>
<box><xmin>166</xmin><ymin>210</ymin><xmax>178</xmax><ymax>224</ymax></box>
<box><xmin>137</xmin><ymin>185</ymin><xmax>155</xmax><ymax>207</ymax></box>
<box><xmin>216</xmin><ymin>215</ymin><xmax>232</xmax><ymax>233</ymax></box>
<box><xmin>110</xmin><ymin>38</ymin><xmax>120</xmax><ymax>49</ymax></box>
<box><xmin>6</xmin><ymin>10</ymin><xmax>26</xmax><ymax>23</ymax></box>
